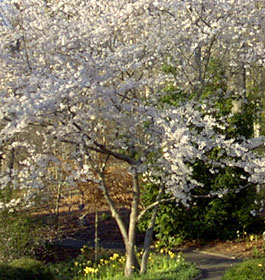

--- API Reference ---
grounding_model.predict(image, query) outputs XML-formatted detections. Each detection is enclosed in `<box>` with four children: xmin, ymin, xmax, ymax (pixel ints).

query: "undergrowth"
<box><xmin>49</xmin><ymin>246</ymin><xmax>199</xmax><ymax>280</ymax></box>
<box><xmin>222</xmin><ymin>257</ymin><xmax>265</xmax><ymax>280</ymax></box>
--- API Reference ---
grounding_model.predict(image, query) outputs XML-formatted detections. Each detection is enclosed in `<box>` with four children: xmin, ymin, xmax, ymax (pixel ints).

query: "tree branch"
<box><xmin>137</xmin><ymin>197</ymin><xmax>175</xmax><ymax>222</ymax></box>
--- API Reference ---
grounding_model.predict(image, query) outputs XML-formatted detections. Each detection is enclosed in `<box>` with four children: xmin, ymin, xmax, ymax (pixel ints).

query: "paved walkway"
<box><xmin>182</xmin><ymin>249</ymin><xmax>242</xmax><ymax>280</ymax></box>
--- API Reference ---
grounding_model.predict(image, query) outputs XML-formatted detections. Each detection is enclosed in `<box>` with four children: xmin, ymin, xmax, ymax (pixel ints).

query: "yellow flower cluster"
<box><xmin>84</xmin><ymin>266</ymin><xmax>99</xmax><ymax>275</ymax></box>
<box><xmin>100</xmin><ymin>258</ymin><xmax>110</xmax><ymax>265</ymax></box>
<box><xmin>119</xmin><ymin>256</ymin><xmax>126</xmax><ymax>263</ymax></box>
<box><xmin>109</xmin><ymin>253</ymin><xmax>120</xmax><ymax>261</ymax></box>
<box><xmin>137</xmin><ymin>250</ymin><xmax>144</xmax><ymax>257</ymax></box>
<box><xmin>167</xmin><ymin>250</ymin><xmax>176</xmax><ymax>259</ymax></box>
<box><xmin>249</xmin><ymin>234</ymin><xmax>258</xmax><ymax>242</ymax></box>
<box><xmin>158</xmin><ymin>247</ymin><xmax>183</xmax><ymax>260</ymax></box>
<box><xmin>154</xmin><ymin>241</ymin><xmax>161</xmax><ymax>249</ymax></box>
<box><xmin>159</xmin><ymin>248</ymin><xmax>165</xmax><ymax>254</ymax></box>
<box><xmin>81</xmin><ymin>252</ymin><xmax>126</xmax><ymax>278</ymax></box>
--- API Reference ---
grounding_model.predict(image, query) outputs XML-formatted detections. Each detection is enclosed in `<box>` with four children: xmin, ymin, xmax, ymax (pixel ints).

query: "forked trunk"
<box><xmin>99</xmin><ymin>167</ymin><xmax>141</xmax><ymax>277</ymax></box>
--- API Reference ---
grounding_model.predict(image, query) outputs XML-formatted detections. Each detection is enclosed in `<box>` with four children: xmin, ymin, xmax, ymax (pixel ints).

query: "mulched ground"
<box><xmin>59</xmin><ymin>208</ymin><xmax>144</xmax><ymax>245</ymax></box>
<box><xmin>196</xmin><ymin>239</ymin><xmax>265</xmax><ymax>259</ymax></box>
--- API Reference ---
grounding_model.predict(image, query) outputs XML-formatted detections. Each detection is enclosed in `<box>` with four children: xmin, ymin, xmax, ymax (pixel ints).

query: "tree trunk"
<box><xmin>140</xmin><ymin>185</ymin><xmax>165</xmax><ymax>274</ymax></box>
<box><xmin>8</xmin><ymin>147</ymin><xmax>15</xmax><ymax>177</ymax></box>
<box><xmin>253</xmin><ymin>68</ymin><xmax>265</xmax><ymax>137</ymax></box>
<box><xmin>194</xmin><ymin>45</ymin><xmax>203</xmax><ymax>99</ymax></box>
<box><xmin>99</xmin><ymin>172</ymin><xmax>129</xmax><ymax>246</ymax></box>
<box><xmin>94</xmin><ymin>207</ymin><xmax>99</xmax><ymax>263</ymax></box>
<box><xmin>55</xmin><ymin>183</ymin><xmax>61</xmax><ymax>229</ymax></box>
<box><xmin>125</xmin><ymin>168</ymin><xmax>140</xmax><ymax>277</ymax></box>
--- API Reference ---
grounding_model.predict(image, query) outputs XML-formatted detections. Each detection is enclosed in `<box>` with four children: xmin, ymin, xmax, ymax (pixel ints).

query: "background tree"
<box><xmin>139</xmin><ymin>56</ymin><xmax>264</xmax><ymax>246</ymax></box>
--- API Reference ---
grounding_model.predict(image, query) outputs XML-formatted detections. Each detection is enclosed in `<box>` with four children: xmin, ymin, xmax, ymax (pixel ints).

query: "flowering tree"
<box><xmin>0</xmin><ymin>0</ymin><xmax>264</xmax><ymax>276</ymax></box>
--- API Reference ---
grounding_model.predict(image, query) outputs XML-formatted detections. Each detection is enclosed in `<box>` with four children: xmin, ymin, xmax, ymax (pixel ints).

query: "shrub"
<box><xmin>49</xmin><ymin>261</ymin><xmax>76</xmax><ymax>280</ymax></box>
<box><xmin>0</xmin><ymin>210</ymin><xmax>53</xmax><ymax>262</ymax></box>
<box><xmin>222</xmin><ymin>257</ymin><xmax>265</xmax><ymax>280</ymax></box>
<box><xmin>138</xmin><ymin>166</ymin><xmax>264</xmax><ymax>247</ymax></box>
<box><xmin>0</xmin><ymin>258</ymin><xmax>54</xmax><ymax>280</ymax></box>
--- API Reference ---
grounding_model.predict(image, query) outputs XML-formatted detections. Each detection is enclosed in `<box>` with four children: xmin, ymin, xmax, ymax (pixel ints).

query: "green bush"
<box><xmin>189</xmin><ymin>164</ymin><xmax>264</xmax><ymax>240</ymax></box>
<box><xmin>0</xmin><ymin>210</ymin><xmax>53</xmax><ymax>262</ymax></box>
<box><xmin>0</xmin><ymin>258</ymin><xmax>54</xmax><ymax>280</ymax></box>
<box><xmin>138</xmin><ymin>170</ymin><xmax>264</xmax><ymax>247</ymax></box>
<box><xmin>222</xmin><ymin>258</ymin><xmax>265</xmax><ymax>280</ymax></box>
<box><xmin>49</xmin><ymin>261</ymin><xmax>76</xmax><ymax>280</ymax></box>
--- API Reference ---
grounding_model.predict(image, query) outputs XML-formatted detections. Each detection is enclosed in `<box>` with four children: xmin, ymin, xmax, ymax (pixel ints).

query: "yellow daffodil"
<box><xmin>110</xmin><ymin>253</ymin><xmax>120</xmax><ymax>261</ymax></box>
<box><xmin>84</xmin><ymin>266</ymin><xmax>99</xmax><ymax>274</ymax></box>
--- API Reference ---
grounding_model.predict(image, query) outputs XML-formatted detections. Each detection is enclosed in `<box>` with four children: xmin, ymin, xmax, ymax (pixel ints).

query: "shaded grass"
<box><xmin>222</xmin><ymin>257</ymin><xmax>265</xmax><ymax>280</ymax></box>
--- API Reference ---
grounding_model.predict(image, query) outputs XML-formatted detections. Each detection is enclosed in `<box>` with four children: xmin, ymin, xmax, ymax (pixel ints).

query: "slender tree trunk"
<box><xmin>99</xmin><ymin>172</ymin><xmax>129</xmax><ymax>246</ymax></box>
<box><xmin>8</xmin><ymin>147</ymin><xmax>15</xmax><ymax>177</ymax></box>
<box><xmin>0</xmin><ymin>149</ymin><xmax>3</xmax><ymax>173</ymax></box>
<box><xmin>125</xmin><ymin>168</ymin><xmax>140</xmax><ymax>277</ymax></box>
<box><xmin>68</xmin><ymin>189</ymin><xmax>74</xmax><ymax>213</ymax></box>
<box><xmin>253</xmin><ymin>68</ymin><xmax>265</xmax><ymax>137</ymax></box>
<box><xmin>194</xmin><ymin>45</ymin><xmax>204</xmax><ymax>99</ymax></box>
<box><xmin>94</xmin><ymin>207</ymin><xmax>99</xmax><ymax>263</ymax></box>
<box><xmin>231</xmin><ymin>63</ymin><xmax>247</xmax><ymax>114</ymax></box>
<box><xmin>140</xmin><ymin>185</ymin><xmax>165</xmax><ymax>274</ymax></box>
<box><xmin>55</xmin><ymin>183</ymin><xmax>61</xmax><ymax>229</ymax></box>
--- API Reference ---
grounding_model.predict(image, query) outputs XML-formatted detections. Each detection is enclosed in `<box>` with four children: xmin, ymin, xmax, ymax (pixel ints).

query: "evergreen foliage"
<box><xmin>138</xmin><ymin>58</ymin><xmax>264</xmax><ymax>245</ymax></box>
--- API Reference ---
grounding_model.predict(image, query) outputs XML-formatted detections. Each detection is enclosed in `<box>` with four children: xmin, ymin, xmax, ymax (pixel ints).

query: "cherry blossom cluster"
<box><xmin>0</xmin><ymin>0</ymin><xmax>264</xmax><ymax>211</ymax></box>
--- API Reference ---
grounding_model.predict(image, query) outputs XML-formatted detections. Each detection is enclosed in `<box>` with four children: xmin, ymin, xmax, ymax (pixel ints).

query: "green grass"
<box><xmin>222</xmin><ymin>257</ymin><xmax>265</xmax><ymax>280</ymax></box>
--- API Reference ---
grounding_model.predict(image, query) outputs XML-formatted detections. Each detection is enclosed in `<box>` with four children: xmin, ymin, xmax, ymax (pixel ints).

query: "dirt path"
<box><xmin>182</xmin><ymin>249</ymin><xmax>242</xmax><ymax>280</ymax></box>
